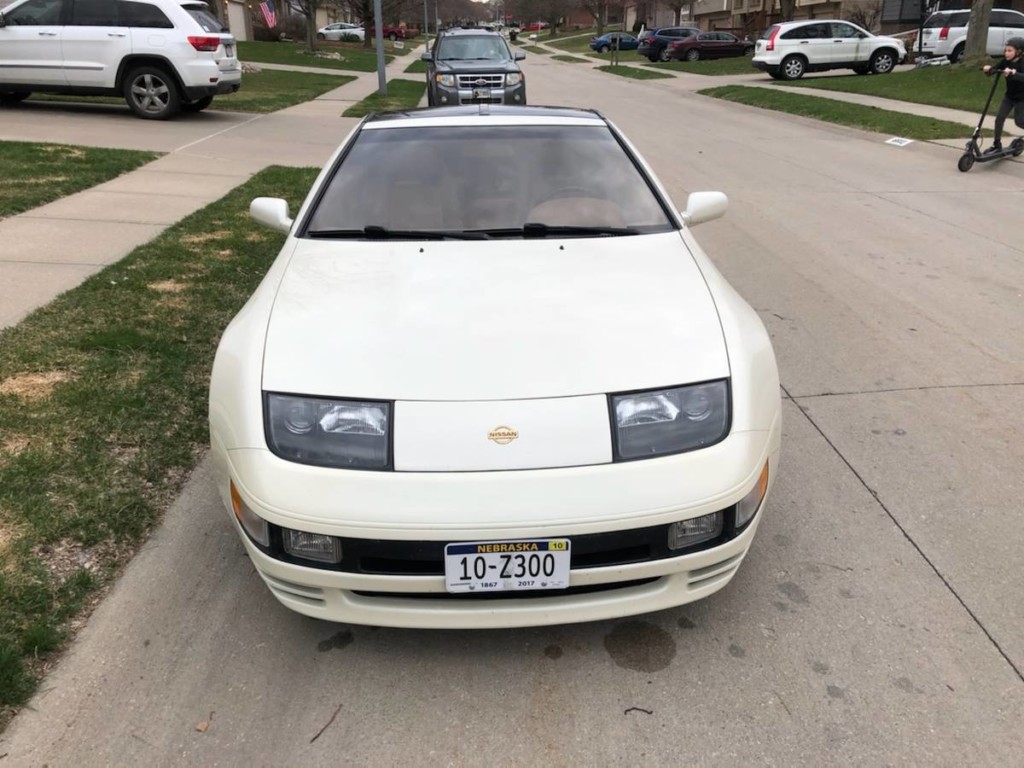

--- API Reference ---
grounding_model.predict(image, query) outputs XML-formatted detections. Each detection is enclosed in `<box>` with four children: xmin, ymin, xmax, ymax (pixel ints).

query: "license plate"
<box><xmin>472</xmin><ymin>87</ymin><xmax>492</xmax><ymax>100</ymax></box>
<box><xmin>444</xmin><ymin>539</ymin><xmax>571</xmax><ymax>593</ymax></box>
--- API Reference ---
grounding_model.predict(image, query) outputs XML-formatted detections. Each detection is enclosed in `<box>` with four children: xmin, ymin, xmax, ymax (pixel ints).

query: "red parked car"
<box><xmin>523</xmin><ymin>21</ymin><xmax>549</xmax><ymax>31</ymax></box>
<box><xmin>666</xmin><ymin>31</ymin><xmax>754</xmax><ymax>61</ymax></box>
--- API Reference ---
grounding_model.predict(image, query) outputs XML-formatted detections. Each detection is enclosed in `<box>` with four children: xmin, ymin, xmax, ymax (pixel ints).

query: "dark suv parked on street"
<box><xmin>637</xmin><ymin>26</ymin><xmax>700</xmax><ymax>61</ymax></box>
<box><xmin>422</xmin><ymin>28</ymin><xmax>526</xmax><ymax>106</ymax></box>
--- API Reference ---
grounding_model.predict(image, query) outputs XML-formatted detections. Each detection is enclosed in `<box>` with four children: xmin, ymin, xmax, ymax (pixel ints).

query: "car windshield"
<box><xmin>304</xmin><ymin>124</ymin><xmax>675</xmax><ymax>238</ymax></box>
<box><xmin>436</xmin><ymin>36</ymin><xmax>509</xmax><ymax>60</ymax></box>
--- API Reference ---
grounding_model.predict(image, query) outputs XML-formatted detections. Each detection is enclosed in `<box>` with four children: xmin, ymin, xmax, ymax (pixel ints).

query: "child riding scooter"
<box><xmin>957</xmin><ymin>37</ymin><xmax>1024</xmax><ymax>171</ymax></box>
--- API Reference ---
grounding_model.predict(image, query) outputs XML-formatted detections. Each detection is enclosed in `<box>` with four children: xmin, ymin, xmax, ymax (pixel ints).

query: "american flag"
<box><xmin>259</xmin><ymin>0</ymin><xmax>276</xmax><ymax>28</ymax></box>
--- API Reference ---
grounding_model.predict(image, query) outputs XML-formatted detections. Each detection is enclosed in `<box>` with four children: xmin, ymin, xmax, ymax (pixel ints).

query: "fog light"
<box><xmin>230</xmin><ymin>481</ymin><xmax>269</xmax><ymax>547</ymax></box>
<box><xmin>283</xmin><ymin>529</ymin><xmax>343</xmax><ymax>564</ymax></box>
<box><xmin>736</xmin><ymin>462</ymin><xmax>769</xmax><ymax>529</ymax></box>
<box><xmin>668</xmin><ymin>512</ymin><xmax>723</xmax><ymax>550</ymax></box>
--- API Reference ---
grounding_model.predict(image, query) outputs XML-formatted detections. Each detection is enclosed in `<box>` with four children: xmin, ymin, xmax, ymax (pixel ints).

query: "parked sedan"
<box><xmin>589</xmin><ymin>32</ymin><xmax>639</xmax><ymax>53</ymax></box>
<box><xmin>317</xmin><ymin>22</ymin><xmax>365</xmax><ymax>42</ymax></box>
<box><xmin>210</xmin><ymin>105</ymin><xmax>781</xmax><ymax>630</ymax></box>
<box><xmin>667</xmin><ymin>31</ymin><xmax>753</xmax><ymax>61</ymax></box>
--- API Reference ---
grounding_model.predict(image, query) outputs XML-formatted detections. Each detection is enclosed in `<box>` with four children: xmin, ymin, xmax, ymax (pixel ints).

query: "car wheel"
<box><xmin>950</xmin><ymin>44</ymin><xmax>965</xmax><ymax>64</ymax></box>
<box><xmin>957</xmin><ymin>153</ymin><xmax>975</xmax><ymax>172</ymax></box>
<box><xmin>599</xmin><ymin>44</ymin><xmax>610</xmax><ymax>53</ymax></box>
<box><xmin>388</xmin><ymin>32</ymin><xmax>397</xmax><ymax>41</ymax></box>
<box><xmin>317</xmin><ymin>32</ymin><xmax>325</xmax><ymax>40</ymax></box>
<box><xmin>181</xmin><ymin>95</ymin><xmax>214</xmax><ymax>113</ymax></box>
<box><xmin>779</xmin><ymin>55</ymin><xmax>806</xmax><ymax>80</ymax></box>
<box><xmin>767</xmin><ymin>71</ymin><xmax>784</xmax><ymax>80</ymax></box>
<box><xmin>124</xmin><ymin>66</ymin><xmax>180</xmax><ymax>120</ymax></box>
<box><xmin>869</xmin><ymin>49</ymin><xmax>896</xmax><ymax>75</ymax></box>
<box><xmin>647</xmin><ymin>55</ymin><xmax>658</xmax><ymax>62</ymax></box>
<box><xmin>0</xmin><ymin>91</ymin><xmax>30</xmax><ymax>105</ymax></box>
<box><xmin>685</xmin><ymin>48</ymin><xmax>700</xmax><ymax>62</ymax></box>
<box><xmin>658</xmin><ymin>47</ymin><xmax>671</xmax><ymax>62</ymax></box>
<box><xmin>852</xmin><ymin>65</ymin><xmax>870</xmax><ymax>75</ymax></box>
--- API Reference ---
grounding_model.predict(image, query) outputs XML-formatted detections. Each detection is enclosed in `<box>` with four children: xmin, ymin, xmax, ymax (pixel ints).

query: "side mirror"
<box><xmin>680</xmin><ymin>191</ymin><xmax>728</xmax><ymax>227</ymax></box>
<box><xmin>250</xmin><ymin>197</ymin><xmax>293</xmax><ymax>233</ymax></box>
<box><xmin>514</xmin><ymin>50</ymin><xmax>526</xmax><ymax>60</ymax></box>
<box><xmin>420</xmin><ymin>51</ymin><xmax>432</xmax><ymax>61</ymax></box>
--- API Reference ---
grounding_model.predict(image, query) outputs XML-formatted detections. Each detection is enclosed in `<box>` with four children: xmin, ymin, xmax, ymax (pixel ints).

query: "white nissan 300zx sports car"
<box><xmin>209</xmin><ymin>105</ymin><xmax>781</xmax><ymax>629</ymax></box>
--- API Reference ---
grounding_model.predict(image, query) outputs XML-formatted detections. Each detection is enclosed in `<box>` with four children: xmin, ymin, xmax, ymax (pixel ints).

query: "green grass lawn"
<box><xmin>26</xmin><ymin>69</ymin><xmax>354</xmax><ymax>114</ymax></box>
<box><xmin>643</xmin><ymin>56</ymin><xmax>757</xmax><ymax>76</ymax></box>
<box><xmin>0</xmin><ymin>142</ymin><xmax>158</xmax><ymax>219</ymax></box>
<box><xmin>597</xmin><ymin>65</ymin><xmax>675</xmax><ymax>80</ymax></box>
<box><xmin>772</xmin><ymin>65</ymin><xmax>997</xmax><ymax>113</ymax></box>
<box><xmin>405</xmin><ymin>58</ymin><xmax>427</xmax><ymax>73</ymax></box>
<box><xmin>518</xmin><ymin>45</ymin><xmax>550</xmax><ymax>54</ymax></box>
<box><xmin>0</xmin><ymin>165</ymin><xmax>318</xmax><ymax>728</ymax></box>
<box><xmin>342</xmin><ymin>78</ymin><xmax>425</xmax><ymax>116</ymax></box>
<box><xmin>699</xmin><ymin>84</ymin><xmax>978</xmax><ymax>140</ymax></box>
<box><xmin>238</xmin><ymin>40</ymin><xmax>393</xmax><ymax>72</ymax></box>
<box><xmin>551</xmin><ymin>54</ymin><xmax>591</xmax><ymax>64</ymax></box>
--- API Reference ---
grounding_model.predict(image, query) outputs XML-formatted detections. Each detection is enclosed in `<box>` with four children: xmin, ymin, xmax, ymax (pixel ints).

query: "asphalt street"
<box><xmin>2</xmin><ymin>52</ymin><xmax>1023</xmax><ymax>764</ymax></box>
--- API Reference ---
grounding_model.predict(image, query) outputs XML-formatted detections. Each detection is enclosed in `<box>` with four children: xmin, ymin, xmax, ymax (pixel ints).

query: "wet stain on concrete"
<box><xmin>317</xmin><ymin>630</ymin><xmax>354</xmax><ymax>652</ymax></box>
<box><xmin>773</xmin><ymin>601</ymin><xmax>791</xmax><ymax>612</ymax></box>
<box><xmin>838</xmin><ymin>588</ymin><xmax>854</xmax><ymax>599</ymax></box>
<box><xmin>544</xmin><ymin>645</ymin><xmax>564</xmax><ymax>660</ymax></box>
<box><xmin>895</xmin><ymin>677</ymin><xmax>924</xmax><ymax>694</ymax></box>
<box><xmin>826</xmin><ymin>684</ymin><xmax>845</xmax><ymax>699</ymax></box>
<box><xmin>777</xmin><ymin>581</ymin><xmax>809</xmax><ymax>604</ymax></box>
<box><xmin>728</xmin><ymin>644</ymin><xmax>746</xmax><ymax>658</ymax></box>
<box><xmin>677</xmin><ymin>616</ymin><xmax>696</xmax><ymax>629</ymax></box>
<box><xmin>812</xmin><ymin>661</ymin><xmax>830</xmax><ymax>675</ymax></box>
<box><xmin>604</xmin><ymin>621</ymin><xmax>677</xmax><ymax>673</ymax></box>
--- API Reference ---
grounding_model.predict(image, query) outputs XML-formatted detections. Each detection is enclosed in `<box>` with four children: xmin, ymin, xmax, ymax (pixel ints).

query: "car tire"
<box><xmin>658</xmin><ymin>47</ymin><xmax>671</xmax><ymax>62</ymax></box>
<box><xmin>767</xmin><ymin>71</ymin><xmax>784</xmax><ymax>80</ymax></box>
<box><xmin>779</xmin><ymin>55</ymin><xmax>806</xmax><ymax>80</ymax></box>
<box><xmin>124</xmin><ymin>65</ymin><xmax>181</xmax><ymax>120</ymax></box>
<box><xmin>317</xmin><ymin>33</ymin><xmax>326</xmax><ymax>40</ymax></box>
<box><xmin>647</xmin><ymin>55</ymin><xmax>658</xmax><ymax>62</ymax></box>
<box><xmin>869</xmin><ymin>49</ymin><xmax>896</xmax><ymax>75</ymax></box>
<box><xmin>181</xmin><ymin>95</ymin><xmax>214</xmax><ymax>113</ymax></box>
<box><xmin>0</xmin><ymin>91</ymin><xmax>30</xmax><ymax>105</ymax></box>
<box><xmin>852</xmin><ymin>65</ymin><xmax>870</xmax><ymax>75</ymax></box>
<box><xmin>599</xmin><ymin>44</ymin><xmax>610</xmax><ymax>53</ymax></box>
<box><xmin>950</xmin><ymin>44</ymin><xmax>965</xmax><ymax>64</ymax></box>
<box><xmin>685</xmin><ymin>48</ymin><xmax>700</xmax><ymax>62</ymax></box>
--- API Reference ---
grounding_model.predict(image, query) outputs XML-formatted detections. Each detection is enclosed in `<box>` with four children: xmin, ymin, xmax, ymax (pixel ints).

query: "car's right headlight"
<box><xmin>610</xmin><ymin>380</ymin><xmax>730</xmax><ymax>461</ymax></box>
<box><xmin>506</xmin><ymin>72</ymin><xmax>523</xmax><ymax>86</ymax></box>
<box><xmin>265</xmin><ymin>393</ymin><xmax>390</xmax><ymax>470</ymax></box>
<box><xmin>436</xmin><ymin>74</ymin><xmax>455</xmax><ymax>86</ymax></box>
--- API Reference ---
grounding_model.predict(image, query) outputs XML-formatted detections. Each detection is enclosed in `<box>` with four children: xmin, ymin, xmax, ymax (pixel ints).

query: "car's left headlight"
<box><xmin>265</xmin><ymin>393</ymin><xmax>390</xmax><ymax>470</ymax></box>
<box><xmin>436</xmin><ymin>73</ymin><xmax>455</xmax><ymax>86</ymax></box>
<box><xmin>506</xmin><ymin>72</ymin><xmax>523</xmax><ymax>86</ymax></box>
<box><xmin>611</xmin><ymin>380</ymin><xmax>729</xmax><ymax>461</ymax></box>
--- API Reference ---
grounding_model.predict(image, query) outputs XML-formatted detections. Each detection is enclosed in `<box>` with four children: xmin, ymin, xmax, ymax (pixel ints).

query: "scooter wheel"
<box><xmin>958</xmin><ymin>153</ymin><xmax>975</xmax><ymax>172</ymax></box>
<box><xmin>1012</xmin><ymin>139</ymin><xmax>1024</xmax><ymax>157</ymax></box>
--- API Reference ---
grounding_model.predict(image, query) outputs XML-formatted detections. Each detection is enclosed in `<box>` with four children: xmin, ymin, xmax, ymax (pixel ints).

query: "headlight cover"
<box><xmin>611</xmin><ymin>380</ymin><xmax>730</xmax><ymax>461</ymax></box>
<box><xmin>265</xmin><ymin>393</ymin><xmax>391</xmax><ymax>470</ymax></box>
<box><xmin>506</xmin><ymin>72</ymin><xmax>523</xmax><ymax>86</ymax></box>
<box><xmin>436</xmin><ymin>73</ymin><xmax>455</xmax><ymax>86</ymax></box>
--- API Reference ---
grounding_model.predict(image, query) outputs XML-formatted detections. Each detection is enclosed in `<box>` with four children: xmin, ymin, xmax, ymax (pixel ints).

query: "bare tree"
<box><xmin>339</xmin><ymin>0</ymin><xmax>412</xmax><ymax>47</ymax></box>
<box><xmin>577</xmin><ymin>0</ymin><xmax>608</xmax><ymax>35</ymax></box>
<box><xmin>845</xmin><ymin>0</ymin><xmax>882</xmax><ymax>32</ymax></box>
<box><xmin>291</xmin><ymin>0</ymin><xmax>333</xmax><ymax>49</ymax></box>
<box><xmin>963</xmin><ymin>0</ymin><xmax>993</xmax><ymax>66</ymax></box>
<box><xmin>765</xmin><ymin>0</ymin><xmax>796</xmax><ymax>23</ymax></box>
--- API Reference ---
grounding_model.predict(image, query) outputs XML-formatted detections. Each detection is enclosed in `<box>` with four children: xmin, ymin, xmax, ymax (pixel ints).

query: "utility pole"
<box><xmin>373</xmin><ymin>0</ymin><xmax>386</xmax><ymax>95</ymax></box>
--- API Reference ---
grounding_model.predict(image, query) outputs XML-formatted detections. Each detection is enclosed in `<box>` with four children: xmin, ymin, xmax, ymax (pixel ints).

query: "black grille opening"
<box><xmin>353</xmin><ymin>577</ymin><xmax>660</xmax><ymax>601</ymax></box>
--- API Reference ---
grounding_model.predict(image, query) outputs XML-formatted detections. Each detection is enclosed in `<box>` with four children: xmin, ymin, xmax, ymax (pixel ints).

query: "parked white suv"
<box><xmin>753</xmin><ymin>19</ymin><xmax>906</xmax><ymax>80</ymax></box>
<box><xmin>918</xmin><ymin>8</ymin><xmax>1024</xmax><ymax>64</ymax></box>
<box><xmin>0</xmin><ymin>0</ymin><xmax>241</xmax><ymax>119</ymax></box>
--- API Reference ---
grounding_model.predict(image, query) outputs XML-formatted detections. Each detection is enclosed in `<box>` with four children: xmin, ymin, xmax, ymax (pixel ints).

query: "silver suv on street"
<box><xmin>918</xmin><ymin>8</ymin><xmax>1024</xmax><ymax>64</ymax></box>
<box><xmin>0</xmin><ymin>0</ymin><xmax>241</xmax><ymax>119</ymax></box>
<box><xmin>422</xmin><ymin>28</ymin><xmax>525</xmax><ymax>107</ymax></box>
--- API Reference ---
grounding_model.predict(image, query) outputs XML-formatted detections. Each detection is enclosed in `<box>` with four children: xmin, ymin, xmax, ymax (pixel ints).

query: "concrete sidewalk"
<box><xmin>0</xmin><ymin>49</ymin><xmax>425</xmax><ymax>329</ymax></box>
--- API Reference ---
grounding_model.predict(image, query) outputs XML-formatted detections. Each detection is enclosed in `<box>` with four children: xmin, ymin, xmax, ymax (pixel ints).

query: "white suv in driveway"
<box><xmin>753</xmin><ymin>19</ymin><xmax>905</xmax><ymax>80</ymax></box>
<box><xmin>0</xmin><ymin>0</ymin><xmax>241</xmax><ymax>119</ymax></box>
<box><xmin>918</xmin><ymin>8</ymin><xmax>1024</xmax><ymax>64</ymax></box>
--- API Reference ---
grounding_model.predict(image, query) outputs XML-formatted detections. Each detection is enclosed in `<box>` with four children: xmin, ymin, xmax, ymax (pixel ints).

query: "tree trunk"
<box><xmin>963</xmin><ymin>0</ymin><xmax>993</xmax><ymax>67</ymax></box>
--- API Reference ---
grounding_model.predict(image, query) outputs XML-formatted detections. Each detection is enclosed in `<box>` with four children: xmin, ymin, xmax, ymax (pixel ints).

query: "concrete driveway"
<box><xmin>1</xmin><ymin>55</ymin><xmax>1022</xmax><ymax>764</ymax></box>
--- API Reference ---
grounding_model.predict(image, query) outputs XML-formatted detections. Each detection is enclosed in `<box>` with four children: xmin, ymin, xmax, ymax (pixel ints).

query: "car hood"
<box><xmin>435</xmin><ymin>59</ymin><xmax>519</xmax><ymax>74</ymax></box>
<box><xmin>262</xmin><ymin>232</ymin><xmax>729</xmax><ymax>401</ymax></box>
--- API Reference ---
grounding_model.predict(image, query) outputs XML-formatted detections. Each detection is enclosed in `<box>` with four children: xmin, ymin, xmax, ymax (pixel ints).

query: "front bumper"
<box><xmin>213</xmin><ymin>415</ymin><xmax>781</xmax><ymax>628</ymax></box>
<box><xmin>433</xmin><ymin>82</ymin><xmax>526</xmax><ymax>106</ymax></box>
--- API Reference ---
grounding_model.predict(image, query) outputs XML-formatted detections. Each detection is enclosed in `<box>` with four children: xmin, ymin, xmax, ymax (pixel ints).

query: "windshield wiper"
<box><xmin>464</xmin><ymin>223</ymin><xmax>641</xmax><ymax>239</ymax></box>
<box><xmin>306</xmin><ymin>226</ymin><xmax>490</xmax><ymax>240</ymax></box>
